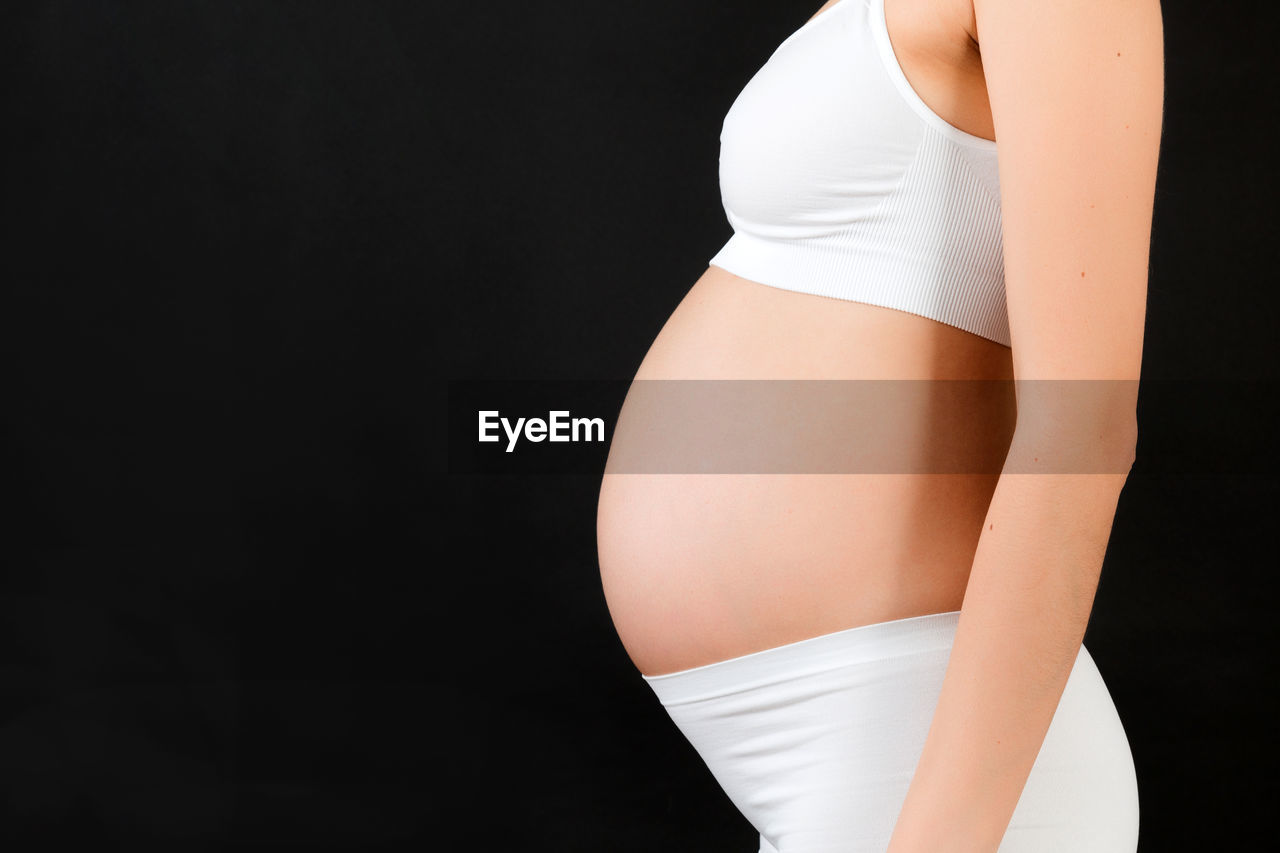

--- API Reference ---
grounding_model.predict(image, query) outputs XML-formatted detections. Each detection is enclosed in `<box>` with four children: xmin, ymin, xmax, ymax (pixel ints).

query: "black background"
<box><xmin>4</xmin><ymin>0</ymin><xmax>1275</xmax><ymax>849</ymax></box>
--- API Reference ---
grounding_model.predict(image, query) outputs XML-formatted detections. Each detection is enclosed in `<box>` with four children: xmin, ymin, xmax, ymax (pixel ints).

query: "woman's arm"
<box><xmin>884</xmin><ymin>1</ymin><xmax>1164</xmax><ymax>851</ymax></box>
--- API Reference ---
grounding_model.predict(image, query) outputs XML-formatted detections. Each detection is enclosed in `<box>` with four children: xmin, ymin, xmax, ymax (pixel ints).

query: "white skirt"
<box><xmin>641</xmin><ymin>610</ymin><xmax>1139</xmax><ymax>853</ymax></box>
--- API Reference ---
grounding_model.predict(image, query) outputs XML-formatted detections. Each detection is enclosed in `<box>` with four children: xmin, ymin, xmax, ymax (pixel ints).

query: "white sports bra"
<box><xmin>707</xmin><ymin>0</ymin><xmax>1009</xmax><ymax>347</ymax></box>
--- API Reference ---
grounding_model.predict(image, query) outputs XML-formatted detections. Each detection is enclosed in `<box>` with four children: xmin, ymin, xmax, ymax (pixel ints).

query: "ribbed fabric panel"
<box><xmin>706</xmin><ymin>0</ymin><xmax>1010</xmax><ymax>347</ymax></box>
<box><xmin>708</xmin><ymin>126</ymin><xmax>1009</xmax><ymax>346</ymax></box>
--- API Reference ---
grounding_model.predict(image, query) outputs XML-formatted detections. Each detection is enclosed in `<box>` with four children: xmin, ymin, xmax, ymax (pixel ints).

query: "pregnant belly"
<box><xmin>596</xmin><ymin>265</ymin><xmax>1017</xmax><ymax>677</ymax></box>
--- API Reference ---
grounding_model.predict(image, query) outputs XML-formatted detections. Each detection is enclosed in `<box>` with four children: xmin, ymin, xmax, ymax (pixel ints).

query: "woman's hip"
<box><xmin>642</xmin><ymin>609</ymin><xmax>1139</xmax><ymax>852</ymax></box>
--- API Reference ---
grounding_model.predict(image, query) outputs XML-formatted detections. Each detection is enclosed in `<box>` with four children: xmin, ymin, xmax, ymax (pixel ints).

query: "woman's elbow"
<box><xmin>1007</xmin><ymin>402</ymin><xmax>1138</xmax><ymax>476</ymax></box>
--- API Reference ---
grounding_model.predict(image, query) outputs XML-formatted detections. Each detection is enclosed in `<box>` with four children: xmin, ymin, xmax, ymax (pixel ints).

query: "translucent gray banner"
<box><xmin>603</xmin><ymin>380</ymin><xmax>1139</xmax><ymax>475</ymax></box>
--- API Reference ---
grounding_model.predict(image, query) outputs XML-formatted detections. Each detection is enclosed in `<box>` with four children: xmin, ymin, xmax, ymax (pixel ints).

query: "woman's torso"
<box><xmin>597</xmin><ymin>0</ymin><xmax>1013</xmax><ymax>677</ymax></box>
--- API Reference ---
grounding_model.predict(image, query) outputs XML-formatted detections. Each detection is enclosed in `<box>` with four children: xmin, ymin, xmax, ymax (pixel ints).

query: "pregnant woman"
<box><xmin>597</xmin><ymin>0</ymin><xmax>1163</xmax><ymax>851</ymax></box>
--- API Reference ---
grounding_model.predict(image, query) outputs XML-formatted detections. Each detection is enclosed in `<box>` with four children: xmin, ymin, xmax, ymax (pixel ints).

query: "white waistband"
<box><xmin>641</xmin><ymin>609</ymin><xmax>960</xmax><ymax>706</ymax></box>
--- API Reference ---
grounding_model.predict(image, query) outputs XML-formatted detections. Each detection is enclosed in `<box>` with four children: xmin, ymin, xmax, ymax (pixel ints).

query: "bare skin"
<box><xmin>598</xmin><ymin>0</ymin><xmax>1014</xmax><ymax>678</ymax></box>
<box><xmin>599</xmin><ymin>0</ymin><xmax>1161</xmax><ymax>848</ymax></box>
<box><xmin>597</xmin><ymin>269</ymin><xmax>1016</xmax><ymax>676</ymax></box>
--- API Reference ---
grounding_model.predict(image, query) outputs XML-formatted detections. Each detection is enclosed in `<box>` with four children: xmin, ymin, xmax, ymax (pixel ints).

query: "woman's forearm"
<box><xmin>884</xmin><ymin>428</ymin><xmax>1134</xmax><ymax>853</ymax></box>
